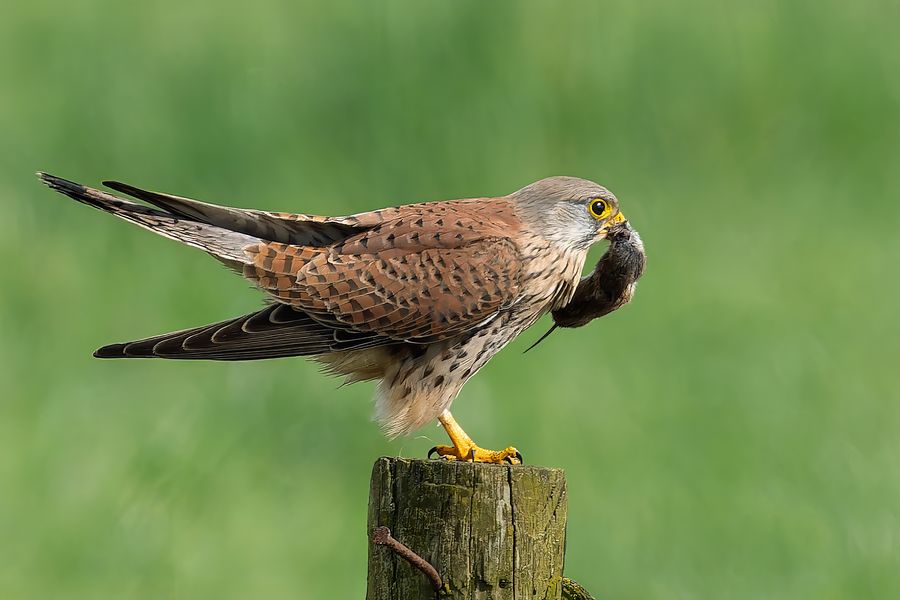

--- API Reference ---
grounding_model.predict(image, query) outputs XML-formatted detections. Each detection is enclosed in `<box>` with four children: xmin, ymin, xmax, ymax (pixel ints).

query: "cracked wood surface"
<box><xmin>367</xmin><ymin>457</ymin><xmax>567</xmax><ymax>600</ymax></box>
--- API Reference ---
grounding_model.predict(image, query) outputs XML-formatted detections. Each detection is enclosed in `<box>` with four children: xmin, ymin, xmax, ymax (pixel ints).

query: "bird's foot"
<box><xmin>432</xmin><ymin>409</ymin><xmax>524</xmax><ymax>465</ymax></box>
<box><xmin>428</xmin><ymin>444</ymin><xmax>522</xmax><ymax>465</ymax></box>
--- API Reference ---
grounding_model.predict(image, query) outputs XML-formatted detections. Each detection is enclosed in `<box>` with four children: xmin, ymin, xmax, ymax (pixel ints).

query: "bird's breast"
<box><xmin>516</xmin><ymin>237</ymin><xmax>589</xmax><ymax>316</ymax></box>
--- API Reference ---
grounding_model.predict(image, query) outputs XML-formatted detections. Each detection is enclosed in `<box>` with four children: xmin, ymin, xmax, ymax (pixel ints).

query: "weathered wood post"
<box><xmin>366</xmin><ymin>457</ymin><xmax>568</xmax><ymax>599</ymax></box>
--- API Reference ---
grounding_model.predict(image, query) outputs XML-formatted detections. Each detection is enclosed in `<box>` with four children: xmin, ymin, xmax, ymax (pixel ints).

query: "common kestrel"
<box><xmin>38</xmin><ymin>173</ymin><xmax>641</xmax><ymax>464</ymax></box>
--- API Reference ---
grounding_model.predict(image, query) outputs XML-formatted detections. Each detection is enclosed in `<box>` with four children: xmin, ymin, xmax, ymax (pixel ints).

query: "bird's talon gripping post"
<box><xmin>506</xmin><ymin>450</ymin><xmax>524</xmax><ymax>465</ymax></box>
<box><xmin>429</xmin><ymin>444</ymin><xmax>520</xmax><ymax>464</ymax></box>
<box><xmin>430</xmin><ymin>411</ymin><xmax>523</xmax><ymax>465</ymax></box>
<box><xmin>428</xmin><ymin>445</ymin><xmax>458</xmax><ymax>461</ymax></box>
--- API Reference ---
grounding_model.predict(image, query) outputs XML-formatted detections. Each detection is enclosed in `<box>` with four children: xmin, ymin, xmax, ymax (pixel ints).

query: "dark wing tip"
<box><xmin>102</xmin><ymin>180</ymin><xmax>135</xmax><ymax>194</ymax></box>
<box><xmin>93</xmin><ymin>343</ymin><xmax>128</xmax><ymax>359</ymax></box>
<box><xmin>36</xmin><ymin>171</ymin><xmax>84</xmax><ymax>193</ymax></box>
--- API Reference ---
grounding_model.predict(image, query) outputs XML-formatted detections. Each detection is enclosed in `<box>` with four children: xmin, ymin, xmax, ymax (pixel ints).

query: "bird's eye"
<box><xmin>588</xmin><ymin>199</ymin><xmax>610</xmax><ymax>219</ymax></box>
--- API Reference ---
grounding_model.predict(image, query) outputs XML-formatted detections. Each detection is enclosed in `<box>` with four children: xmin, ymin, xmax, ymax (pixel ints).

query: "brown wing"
<box><xmin>243</xmin><ymin>199</ymin><xmax>524</xmax><ymax>344</ymax></box>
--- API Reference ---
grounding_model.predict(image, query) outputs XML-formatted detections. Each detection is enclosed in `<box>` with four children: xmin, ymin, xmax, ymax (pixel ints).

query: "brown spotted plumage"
<box><xmin>37</xmin><ymin>172</ymin><xmax>638</xmax><ymax>459</ymax></box>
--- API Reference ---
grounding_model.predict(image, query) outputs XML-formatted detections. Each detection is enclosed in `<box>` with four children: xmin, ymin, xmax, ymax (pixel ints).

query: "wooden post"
<box><xmin>367</xmin><ymin>457</ymin><xmax>567</xmax><ymax>600</ymax></box>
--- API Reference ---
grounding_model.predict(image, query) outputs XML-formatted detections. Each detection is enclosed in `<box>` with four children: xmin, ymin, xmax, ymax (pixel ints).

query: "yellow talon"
<box><xmin>428</xmin><ymin>410</ymin><xmax>523</xmax><ymax>465</ymax></box>
<box><xmin>428</xmin><ymin>443</ymin><xmax>522</xmax><ymax>464</ymax></box>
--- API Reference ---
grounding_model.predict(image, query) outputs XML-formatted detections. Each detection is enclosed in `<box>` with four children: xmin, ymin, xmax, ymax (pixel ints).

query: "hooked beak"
<box><xmin>599</xmin><ymin>212</ymin><xmax>627</xmax><ymax>237</ymax></box>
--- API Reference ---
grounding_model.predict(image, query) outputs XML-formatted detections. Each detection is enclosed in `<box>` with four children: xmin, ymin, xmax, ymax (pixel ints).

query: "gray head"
<box><xmin>508</xmin><ymin>176</ymin><xmax>626</xmax><ymax>250</ymax></box>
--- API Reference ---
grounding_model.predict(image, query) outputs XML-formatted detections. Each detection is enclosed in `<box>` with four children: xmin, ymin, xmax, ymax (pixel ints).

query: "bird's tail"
<box><xmin>36</xmin><ymin>172</ymin><xmax>259</xmax><ymax>268</ymax></box>
<box><xmin>93</xmin><ymin>302</ymin><xmax>388</xmax><ymax>360</ymax></box>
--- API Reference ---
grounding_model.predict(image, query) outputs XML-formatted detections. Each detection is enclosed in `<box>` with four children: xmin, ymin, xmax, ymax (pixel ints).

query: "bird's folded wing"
<box><xmin>103</xmin><ymin>180</ymin><xmax>370</xmax><ymax>246</ymax></box>
<box><xmin>243</xmin><ymin>208</ymin><xmax>524</xmax><ymax>344</ymax></box>
<box><xmin>305</xmin><ymin>239</ymin><xmax>522</xmax><ymax>343</ymax></box>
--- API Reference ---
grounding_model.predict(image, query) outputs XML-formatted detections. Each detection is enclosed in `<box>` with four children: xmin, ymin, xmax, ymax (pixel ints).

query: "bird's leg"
<box><xmin>428</xmin><ymin>410</ymin><xmax>522</xmax><ymax>465</ymax></box>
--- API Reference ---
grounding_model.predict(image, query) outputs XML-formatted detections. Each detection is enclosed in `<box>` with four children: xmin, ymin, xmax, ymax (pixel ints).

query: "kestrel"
<box><xmin>38</xmin><ymin>173</ymin><xmax>640</xmax><ymax>464</ymax></box>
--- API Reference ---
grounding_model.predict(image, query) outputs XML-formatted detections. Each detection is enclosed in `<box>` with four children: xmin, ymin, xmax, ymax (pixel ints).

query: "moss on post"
<box><xmin>366</xmin><ymin>457</ymin><xmax>567</xmax><ymax>600</ymax></box>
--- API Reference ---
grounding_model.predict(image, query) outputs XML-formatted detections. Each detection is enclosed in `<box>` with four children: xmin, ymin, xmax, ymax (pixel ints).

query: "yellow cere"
<box><xmin>609</xmin><ymin>212</ymin><xmax>627</xmax><ymax>225</ymax></box>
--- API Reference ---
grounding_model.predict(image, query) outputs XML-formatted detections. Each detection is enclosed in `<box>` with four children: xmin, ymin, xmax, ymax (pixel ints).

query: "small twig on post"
<box><xmin>372</xmin><ymin>526</ymin><xmax>443</xmax><ymax>592</ymax></box>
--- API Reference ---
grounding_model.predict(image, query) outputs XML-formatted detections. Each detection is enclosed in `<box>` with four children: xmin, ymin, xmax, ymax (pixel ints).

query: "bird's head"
<box><xmin>509</xmin><ymin>176</ymin><xmax>626</xmax><ymax>250</ymax></box>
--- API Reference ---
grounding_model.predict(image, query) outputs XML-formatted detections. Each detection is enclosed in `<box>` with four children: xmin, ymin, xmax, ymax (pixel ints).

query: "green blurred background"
<box><xmin>2</xmin><ymin>1</ymin><xmax>898</xmax><ymax>598</ymax></box>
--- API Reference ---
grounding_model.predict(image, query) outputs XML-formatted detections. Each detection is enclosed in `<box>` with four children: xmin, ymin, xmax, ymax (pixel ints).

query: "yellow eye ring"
<box><xmin>588</xmin><ymin>198</ymin><xmax>611</xmax><ymax>219</ymax></box>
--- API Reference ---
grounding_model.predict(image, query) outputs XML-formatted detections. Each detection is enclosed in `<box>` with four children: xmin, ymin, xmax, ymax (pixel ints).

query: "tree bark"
<box><xmin>366</xmin><ymin>457</ymin><xmax>567</xmax><ymax>600</ymax></box>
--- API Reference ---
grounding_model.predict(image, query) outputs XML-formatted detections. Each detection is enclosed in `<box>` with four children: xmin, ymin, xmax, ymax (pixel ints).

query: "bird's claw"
<box><xmin>427</xmin><ymin>444</ymin><xmax>523</xmax><ymax>465</ymax></box>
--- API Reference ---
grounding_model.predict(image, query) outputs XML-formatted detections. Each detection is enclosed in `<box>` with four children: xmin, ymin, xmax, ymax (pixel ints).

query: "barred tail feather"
<box><xmin>94</xmin><ymin>303</ymin><xmax>394</xmax><ymax>361</ymax></box>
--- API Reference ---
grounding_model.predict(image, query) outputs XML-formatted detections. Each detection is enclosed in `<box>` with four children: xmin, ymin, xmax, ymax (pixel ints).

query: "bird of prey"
<box><xmin>37</xmin><ymin>173</ymin><xmax>639</xmax><ymax>464</ymax></box>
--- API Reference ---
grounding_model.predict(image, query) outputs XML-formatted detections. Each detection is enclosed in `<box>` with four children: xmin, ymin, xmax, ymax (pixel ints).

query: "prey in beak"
<box><xmin>526</xmin><ymin>219</ymin><xmax>645</xmax><ymax>352</ymax></box>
